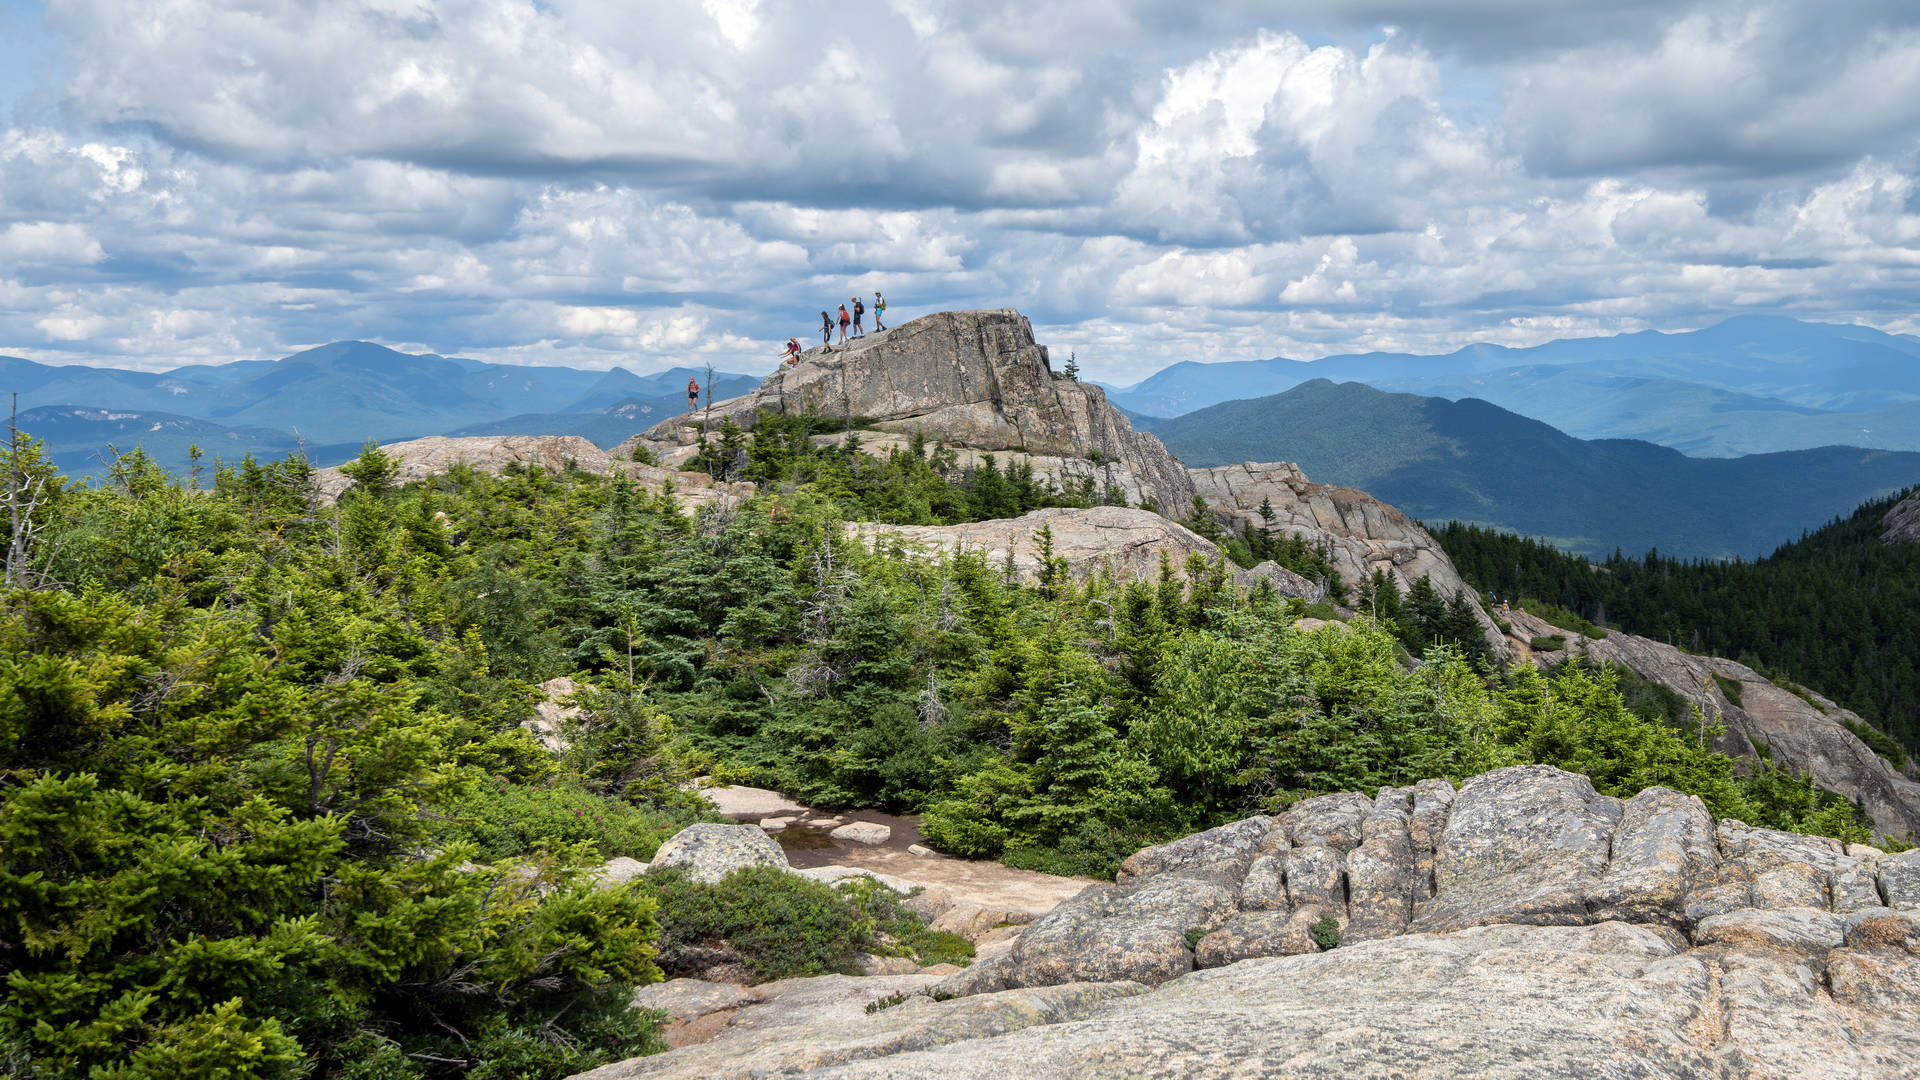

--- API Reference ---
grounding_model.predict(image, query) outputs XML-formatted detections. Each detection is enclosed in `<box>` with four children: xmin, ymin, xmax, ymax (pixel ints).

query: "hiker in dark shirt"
<box><xmin>852</xmin><ymin>296</ymin><xmax>865</xmax><ymax>337</ymax></box>
<box><xmin>821</xmin><ymin>310</ymin><xmax>832</xmax><ymax>349</ymax></box>
<box><xmin>686</xmin><ymin>376</ymin><xmax>699</xmax><ymax>415</ymax></box>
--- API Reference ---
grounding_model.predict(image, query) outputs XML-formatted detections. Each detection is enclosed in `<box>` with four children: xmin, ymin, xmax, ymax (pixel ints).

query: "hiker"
<box><xmin>851</xmin><ymin>296</ymin><xmax>865</xmax><ymax>337</ymax></box>
<box><xmin>874</xmin><ymin>291</ymin><xmax>885</xmax><ymax>330</ymax></box>
<box><xmin>784</xmin><ymin>337</ymin><xmax>802</xmax><ymax>365</ymax></box>
<box><xmin>686</xmin><ymin>376</ymin><xmax>699</xmax><ymax>414</ymax></box>
<box><xmin>838</xmin><ymin>303</ymin><xmax>850</xmax><ymax>344</ymax></box>
<box><xmin>820</xmin><ymin>310</ymin><xmax>832</xmax><ymax>349</ymax></box>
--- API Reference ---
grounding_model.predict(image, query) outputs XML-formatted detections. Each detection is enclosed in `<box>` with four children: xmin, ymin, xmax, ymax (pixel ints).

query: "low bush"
<box><xmin>1310</xmin><ymin>916</ymin><xmax>1341</xmax><ymax>951</ymax></box>
<box><xmin>1842</xmin><ymin>718</ymin><xmax>1911</xmax><ymax>771</ymax></box>
<box><xmin>437</xmin><ymin>777</ymin><xmax>700</xmax><ymax>861</ymax></box>
<box><xmin>1529</xmin><ymin>634</ymin><xmax>1567</xmax><ymax>652</ymax></box>
<box><xmin>1517</xmin><ymin>598</ymin><xmax>1608</xmax><ymax>639</ymax></box>
<box><xmin>1711</xmin><ymin>673</ymin><xmax>1746</xmax><ymax>709</ymax></box>
<box><xmin>643</xmin><ymin>866</ymin><xmax>974</xmax><ymax>983</ymax></box>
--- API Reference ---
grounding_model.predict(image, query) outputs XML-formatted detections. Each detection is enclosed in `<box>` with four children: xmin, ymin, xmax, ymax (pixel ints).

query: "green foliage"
<box><xmin>643</xmin><ymin>867</ymin><xmax>968</xmax><ymax>983</ymax></box>
<box><xmin>1309</xmin><ymin>916</ymin><xmax>1341</xmax><ymax>951</ymax></box>
<box><xmin>1516</xmin><ymin>597</ymin><xmax>1607</xmax><ymax>639</ymax></box>
<box><xmin>1530</xmin><ymin>634</ymin><xmax>1567</xmax><ymax>651</ymax></box>
<box><xmin>1841</xmin><ymin>718</ymin><xmax>1910</xmax><ymax>771</ymax></box>
<box><xmin>1711</xmin><ymin>672</ymin><xmax>1745</xmax><ymax>708</ymax></box>
<box><xmin>1434</xmin><ymin>494</ymin><xmax>1920</xmax><ymax>756</ymax></box>
<box><xmin>433</xmin><ymin>777</ymin><xmax>701</xmax><ymax>861</ymax></box>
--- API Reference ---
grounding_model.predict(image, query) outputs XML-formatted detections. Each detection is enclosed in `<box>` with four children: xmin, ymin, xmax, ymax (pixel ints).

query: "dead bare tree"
<box><xmin>4</xmin><ymin>393</ymin><xmax>66</xmax><ymax>590</ymax></box>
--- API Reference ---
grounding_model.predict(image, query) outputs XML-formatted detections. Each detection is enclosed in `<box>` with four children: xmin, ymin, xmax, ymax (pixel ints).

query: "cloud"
<box><xmin>0</xmin><ymin>1</ymin><xmax>1914</xmax><ymax>386</ymax></box>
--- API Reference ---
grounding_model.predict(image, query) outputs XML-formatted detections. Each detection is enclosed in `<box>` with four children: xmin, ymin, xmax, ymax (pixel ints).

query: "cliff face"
<box><xmin>1884</xmin><ymin>489</ymin><xmax>1920</xmax><ymax>543</ymax></box>
<box><xmin>619</xmin><ymin>310</ymin><xmax>1197</xmax><ymax>515</ymax></box>
<box><xmin>576</xmin><ymin>765</ymin><xmax>1920</xmax><ymax>1080</ymax></box>
<box><xmin>1190</xmin><ymin>460</ymin><xmax>1508</xmax><ymax>649</ymax></box>
<box><xmin>1505</xmin><ymin>608</ymin><xmax>1920</xmax><ymax>841</ymax></box>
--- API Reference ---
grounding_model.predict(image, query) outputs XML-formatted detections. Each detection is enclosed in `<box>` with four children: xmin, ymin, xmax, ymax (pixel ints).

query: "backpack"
<box><xmin>854</xmin><ymin>300</ymin><xmax>864</xmax><ymax>317</ymax></box>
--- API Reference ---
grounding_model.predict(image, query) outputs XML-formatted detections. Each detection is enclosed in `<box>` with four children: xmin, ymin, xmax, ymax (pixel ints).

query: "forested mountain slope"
<box><xmin>1154</xmin><ymin>379</ymin><xmax>1920</xmax><ymax>559</ymax></box>
<box><xmin>1435</xmin><ymin>486</ymin><xmax>1920</xmax><ymax>756</ymax></box>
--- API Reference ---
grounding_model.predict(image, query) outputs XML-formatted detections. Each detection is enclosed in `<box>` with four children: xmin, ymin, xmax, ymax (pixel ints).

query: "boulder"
<box><xmin>1412</xmin><ymin>765</ymin><xmax>1622</xmax><ymax>933</ymax></box>
<box><xmin>1881</xmin><ymin>849</ymin><xmax>1920</xmax><ymax>909</ymax></box>
<box><xmin>1344</xmin><ymin>787</ymin><xmax>1416</xmax><ymax>941</ymax></box>
<box><xmin>648</xmin><ymin>824</ymin><xmax>789</xmax><ymax>884</ymax></box>
<box><xmin>594</xmin><ymin>856</ymin><xmax>650</xmax><ymax>888</ymax></box>
<box><xmin>830</xmin><ymin>822</ymin><xmax>892</xmax><ymax>846</ymax></box>
<box><xmin>1584</xmin><ymin>786</ymin><xmax>1717</xmax><ymax>927</ymax></box>
<box><xmin>521</xmin><ymin>675</ymin><xmax>582</xmax><ymax>753</ymax></box>
<box><xmin>630</xmin><ymin>979</ymin><xmax>765</xmax><ymax>1048</ymax></box>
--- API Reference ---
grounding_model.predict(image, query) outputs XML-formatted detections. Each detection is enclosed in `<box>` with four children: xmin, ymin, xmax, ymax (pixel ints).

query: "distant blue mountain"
<box><xmin>4</xmin><ymin>344</ymin><xmax>757</xmax><ymax>458</ymax></box>
<box><xmin>1154</xmin><ymin>379</ymin><xmax>1920</xmax><ymax>560</ymax></box>
<box><xmin>1107</xmin><ymin>317</ymin><xmax>1920</xmax><ymax>457</ymax></box>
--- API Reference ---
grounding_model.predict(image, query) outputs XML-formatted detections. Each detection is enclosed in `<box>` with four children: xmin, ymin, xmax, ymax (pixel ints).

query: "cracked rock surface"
<box><xmin>575</xmin><ymin>765</ymin><xmax>1920</xmax><ymax>1079</ymax></box>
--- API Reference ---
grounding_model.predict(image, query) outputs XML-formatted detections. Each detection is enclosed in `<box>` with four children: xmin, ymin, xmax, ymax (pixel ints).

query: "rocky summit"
<box><xmin>576</xmin><ymin>765</ymin><xmax>1920</xmax><ymax>1079</ymax></box>
<box><xmin>618</xmin><ymin>309</ymin><xmax>1197</xmax><ymax>514</ymax></box>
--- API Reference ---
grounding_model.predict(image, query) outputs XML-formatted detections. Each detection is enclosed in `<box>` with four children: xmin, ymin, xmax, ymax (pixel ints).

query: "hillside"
<box><xmin>1153</xmin><ymin>379</ymin><xmax>1920</xmax><ymax>559</ymax></box>
<box><xmin>1434</xmin><ymin>487</ymin><xmax>1920</xmax><ymax>755</ymax></box>
<box><xmin>1105</xmin><ymin>315</ymin><xmax>1920</xmax><ymax>457</ymax></box>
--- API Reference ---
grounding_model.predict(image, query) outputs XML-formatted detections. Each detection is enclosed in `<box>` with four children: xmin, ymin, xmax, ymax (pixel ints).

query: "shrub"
<box><xmin>437</xmin><ymin>778</ymin><xmax>698</xmax><ymax>861</ymax></box>
<box><xmin>921</xmin><ymin>800</ymin><xmax>1010</xmax><ymax>858</ymax></box>
<box><xmin>1184</xmin><ymin>926</ymin><xmax>1211</xmax><ymax>950</ymax></box>
<box><xmin>1842</xmin><ymin>718</ymin><xmax>1911</xmax><ymax>771</ymax></box>
<box><xmin>646</xmin><ymin>865</ymin><xmax>871</xmax><ymax>981</ymax></box>
<box><xmin>1711</xmin><ymin>673</ymin><xmax>1746</xmax><ymax>709</ymax></box>
<box><xmin>630</xmin><ymin>443</ymin><xmax>659</xmax><ymax>466</ymax></box>
<box><xmin>1517</xmin><ymin>598</ymin><xmax>1607</xmax><ymax>639</ymax></box>
<box><xmin>1529</xmin><ymin>634</ymin><xmax>1567</xmax><ymax>652</ymax></box>
<box><xmin>1310</xmin><ymin>916</ymin><xmax>1341</xmax><ymax>951</ymax></box>
<box><xmin>643</xmin><ymin>866</ymin><xmax>973</xmax><ymax>982</ymax></box>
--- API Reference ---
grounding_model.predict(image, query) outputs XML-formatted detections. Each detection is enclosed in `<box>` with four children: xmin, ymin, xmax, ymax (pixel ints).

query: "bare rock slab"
<box><xmin>1413</xmin><ymin>765</ymin><xmax>1622</xmax><ymax>933</ymax></box>
<box><xmin>830</xmin><ymin>822</ymin><xmax>892</xmax><ymax>846</ymax></box>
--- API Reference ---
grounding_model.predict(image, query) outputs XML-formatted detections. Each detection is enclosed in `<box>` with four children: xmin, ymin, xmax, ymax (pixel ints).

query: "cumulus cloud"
<box><xmin>0</xmin><ymin>0</ymin><xmax>1915</xmax><ymax>383</ymax></box>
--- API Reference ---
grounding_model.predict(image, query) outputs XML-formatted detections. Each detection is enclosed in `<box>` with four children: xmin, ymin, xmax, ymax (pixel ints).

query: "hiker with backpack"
<box><xmin>686</xmin><ymin>376</ymin><xmax>699</xmax><ymax>415</ymax></box>
<box><xmin>838</xmin><ymin>303</ymin><xmax>850</xmax><ymax>344</ymax></box>
<box><xmin>874</xmin><ymin>291</ymin><xmax>885</xmax><ymax>330</ymax></box>
<box><xmin>784</xmin><ymin>337</ymin><xmax>803</xmax><ymax>366</ymax></box>
<box><xmin>852</xmin><ymin>296</ymin><xmax>865</xmax><ymax>337</ymax></box>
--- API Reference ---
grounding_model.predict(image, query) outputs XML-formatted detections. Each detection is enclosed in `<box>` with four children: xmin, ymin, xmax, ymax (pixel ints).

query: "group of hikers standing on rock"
<box><xmin>777</xmin><ymin>291</ymin><xmax>887</xmax><ymax>369</ymax></box>
<box><xmin>689</xmin><ymin>291</ymin><xmax>894</xmax><ymax>415</ymax></box>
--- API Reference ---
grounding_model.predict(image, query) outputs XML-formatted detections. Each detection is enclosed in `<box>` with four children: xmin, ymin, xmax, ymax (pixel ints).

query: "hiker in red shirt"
<box><xmin>686</xmin><ymin>376</ymin><xmax>699</xmax><ymax>414</ymax></box>
<box><xmin>838</xmin><ymin>304</ymin><xmax>850</xmax><ymax>344</ymax></box>
<box><xmin>785</xmin><ymin>337</ymin><xmax>802</xmax><ymax>366</ymax></box>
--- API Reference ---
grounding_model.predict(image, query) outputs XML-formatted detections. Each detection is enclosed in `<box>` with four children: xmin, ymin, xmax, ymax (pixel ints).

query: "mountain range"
<box><xmin>4</xmin><ymin>342</ymin><xmax>758</xmax><ymax>477</ymax></box>
<box><xmin>1154</xmin><ymin>379</ymin><xmax>1920</xmax><ymax>560</ymax></box>
<box><xmin>1107</xmin><ymin>316</ymin><xmax>1920</xmax><ymax>457</ymax></box>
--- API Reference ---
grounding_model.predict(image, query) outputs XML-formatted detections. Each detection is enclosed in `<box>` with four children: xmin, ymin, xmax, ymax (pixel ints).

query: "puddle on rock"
<box><xmin>770</xmin><ymin>824</ymin><xmax>837</xmax><ymax>850</ymax></box>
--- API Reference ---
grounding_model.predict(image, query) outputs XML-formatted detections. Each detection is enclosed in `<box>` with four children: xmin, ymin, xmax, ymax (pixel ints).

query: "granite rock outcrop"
<box><xmin>577</xmin><ymin>765</ymin><xmax>1920</xmax><ymax>1080</ymax></box>
<box><xmin>848</xmin><ymin>506</ymin><xmax>1318</xmax><ymax>594</ymax></box>
<box><xmin>618</xmin><ymin>310</ymin><xmax>1196</xmax><ymax>514</ymax></box>
<box><xmin>312</xmin><ymin>434</ymin><xmax>755</xmax><ymax>510</ymax></box>
<box><xmin>1884</xmin><ymin>489</ymin><xmax>1920</xmax><ymax>544</ymax></box>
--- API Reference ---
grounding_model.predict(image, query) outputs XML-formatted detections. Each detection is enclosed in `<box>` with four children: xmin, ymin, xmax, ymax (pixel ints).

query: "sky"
<box><xmin>2</xmin><ymin>0</ymin><xmax>1919</xmax><ymax>384</ymax></box>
